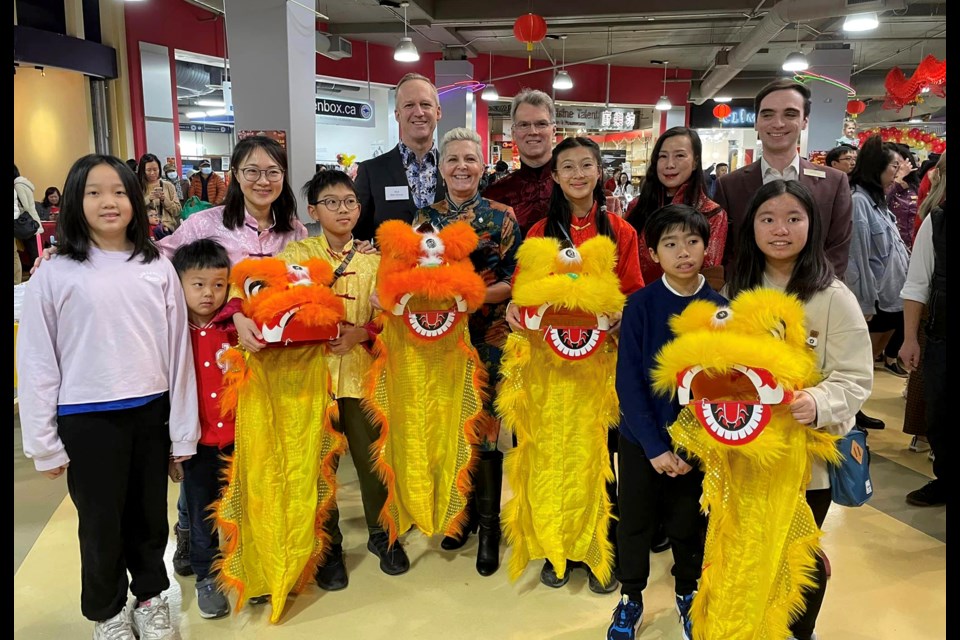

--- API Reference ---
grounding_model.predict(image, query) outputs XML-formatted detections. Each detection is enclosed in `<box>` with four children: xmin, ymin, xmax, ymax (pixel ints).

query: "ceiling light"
<box><xmin>481</xmin><ymin>53</ymin><xmax>498</xmax><ymax>100</ymax></box>
<box><xmin>185</xmin><ymin>111</ymin><xmax>206</xmax><ymax>119</ymax></box>
<box><xmin>782</xmin><ymin>51</ymin><xmax>809</xmax><ymax>71</ymax></box>
<box><xmin>394</xmin><ymin>3</ymin><xmax>419</xmax><ymax>62</ymax></box>
<box><xmin>843</xmin><ymin>12</ymin><xmax>879</xmax><ymax>32</ymax></box>
<box><xmin>655</xmin><ymin>60</ymin><xmax>671</xmax><ymax>110</ymax></box>
<box><xmin>552</xmin><ymin>35</ymin><xmax>573</xmax><ymax>90</ymax></box>
<box><xmin>713</xmin><ymin>96</ymin><xmax>733</xmax><ymax>103</ymax></box>
<box><xmin>908</xmin><ymin>118</ymin><xmax>922</xmax><ymax>124</ymax></box>
<box><xmin>921</xmin><ymin>86</ymin><xmax>931</xmax><ymax>93</ymax></box>
<box><xmin>196</xmin><ymin>99</ymin><xmax>225</xmax><ymax>107</ymax></box>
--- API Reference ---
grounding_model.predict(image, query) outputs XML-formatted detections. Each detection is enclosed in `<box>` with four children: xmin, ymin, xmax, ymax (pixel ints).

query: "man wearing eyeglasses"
<box><xmin>483</xmin><ymin>89</ymin><xmax>558</xmax><ymax>236</ymax></box>
<box><xmin>354</xmin><ymin>73</ymin><xmax>447</xmax><ymax>241</ymax></box>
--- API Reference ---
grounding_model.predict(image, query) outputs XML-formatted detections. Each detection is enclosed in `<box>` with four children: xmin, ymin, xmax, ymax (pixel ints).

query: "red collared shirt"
<box><xmin>190</xmin><ymin>321</ymin><xmax>238</xmax><ymax>448</ymax></box>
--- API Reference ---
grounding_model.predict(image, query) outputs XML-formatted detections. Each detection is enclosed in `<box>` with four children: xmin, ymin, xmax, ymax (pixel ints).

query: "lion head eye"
<box><xmin>244</xmin><ymin>278</ymin><xmax>267</xmax><ymax>298</ymax></box>
<box><xmin>557</xmin><ymin>247</ymin><xmax>582</xmax><ymax>265</ymax></box>
<box><xmin>424</xmin><ymin>238</ymin><xmax>438</xmax><ymax>250</ymax></box>
<box><xmin>711</xmin><ymin>307</ymin><xmax>733</xmax><ymax>328</ymax></box>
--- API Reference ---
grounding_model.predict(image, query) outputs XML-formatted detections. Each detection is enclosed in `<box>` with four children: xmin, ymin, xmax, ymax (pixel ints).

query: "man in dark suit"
<box><xmin>715</xmin><ymin>79</ymin><xmax>852</xmax><ymax>279</ymax></box>
<box><xmin>354</xmin><ymin>72</ymin><xmax>447</xmax><ymax>241</ymax></box>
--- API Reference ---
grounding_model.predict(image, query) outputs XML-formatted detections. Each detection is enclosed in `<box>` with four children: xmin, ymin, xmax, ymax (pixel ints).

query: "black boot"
<box><xmin>315</xmin><ymin>543</ymin><xmax>348</xmax><ymax>591</ymax></box>
<box><xmin>856</xmin><ymin>410</ymin><xmax>885</xmax><ymax>430</ymax></box>
<box><xmin>440</xmin><ymin>497</ymin><xmax>477</xmax><ymax>550</ymax></box>
<box><xmin>475</xmin><ymin>449</ymin><xmax>503</xmax><ymax>576</ymax></box>
<box><xmin>173</xmin><ymin>524</ymin><xmax>194</xmax><ymax>577</ymax></box>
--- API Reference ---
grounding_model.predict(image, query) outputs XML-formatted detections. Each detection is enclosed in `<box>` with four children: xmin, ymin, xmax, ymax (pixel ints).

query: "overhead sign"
<box><xmin>555</xmin><ymin>106</ymin><xmax>636</xmax><ymax>131</ymax></box>
<box><xmin>179</xmin><ymin>123</ymin><xmax>232</xmax><ymax>133</ymax></box>
<box><xmin>315</xmin><ymin>97</ymin><xmax>375</xmax><ymax>128</ymax></box>
<box><xmin>690</xmin><ymin>99</ymin><xmax>757</xmax><ymax>129</ymax></box>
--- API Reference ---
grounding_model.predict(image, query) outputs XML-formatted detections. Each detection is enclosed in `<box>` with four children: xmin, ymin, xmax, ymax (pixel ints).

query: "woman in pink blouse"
<box><xmin>158</xmin><ymin>136</ymin><xmax>307</xmax><ymax>349</ymax></box>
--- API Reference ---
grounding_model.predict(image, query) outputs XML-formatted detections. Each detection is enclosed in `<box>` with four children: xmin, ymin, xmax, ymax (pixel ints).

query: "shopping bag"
<box><xmin>181</xmin><ymin>196</ymin><xmax>213</xmax><ymax>220</ymax></box>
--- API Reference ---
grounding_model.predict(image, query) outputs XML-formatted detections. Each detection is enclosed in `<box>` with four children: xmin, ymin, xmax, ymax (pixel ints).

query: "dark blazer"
<box><xmin>354</xmin><ymin>145</ymin><xmax>447</xmax><ymax>241</ymax></box>
<box><xmin>714</xmin><ymin>157</ymin><xmax>852</xmax><ymax>279</ymax></box>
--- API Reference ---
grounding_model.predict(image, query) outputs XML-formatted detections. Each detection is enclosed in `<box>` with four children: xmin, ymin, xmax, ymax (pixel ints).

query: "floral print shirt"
<box><xmin>398</xmin><ymin>141</ymin><xmax>440</xmax><ymax>210</ymax></box>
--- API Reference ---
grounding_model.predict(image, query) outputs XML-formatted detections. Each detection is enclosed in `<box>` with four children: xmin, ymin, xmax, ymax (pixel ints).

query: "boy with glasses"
<box><xmin>277</xmin><ymin>170</ymin><xmax>410</xmax><ymax>589</ymax></box>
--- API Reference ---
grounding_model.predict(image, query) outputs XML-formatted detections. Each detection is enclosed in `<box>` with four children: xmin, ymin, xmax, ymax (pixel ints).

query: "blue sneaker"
<box><xmin>676</xmin><ymin>591</ymin><xmax>696</xmax><ymax>640</ymax></box>
<box><xmin>607</xmin><ymin>594</ymin><xmax>643</xmax><ymax>640</ymax></box>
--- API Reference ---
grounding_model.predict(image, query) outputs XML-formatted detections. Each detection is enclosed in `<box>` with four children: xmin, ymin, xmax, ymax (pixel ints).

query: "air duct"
<box><xmin>692</xmin><ymin>0</ymin><xmax>907</xmax><ymax>104</ymax></box>
<box><xmin>175</xmin><ymin>61</ymin><xmax>218</xmax><ymax>99</ymax></box>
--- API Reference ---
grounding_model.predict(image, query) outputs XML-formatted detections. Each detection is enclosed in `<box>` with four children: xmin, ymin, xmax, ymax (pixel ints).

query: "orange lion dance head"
<box><xmin>375</xmin><ymin>220</ymin><xmax>486</xmax><ymax>341</ymax></box>
<box><xmin>230</xmin><ymin>257</ymin><xmax>345</xmax><ymax>345</ymax></box>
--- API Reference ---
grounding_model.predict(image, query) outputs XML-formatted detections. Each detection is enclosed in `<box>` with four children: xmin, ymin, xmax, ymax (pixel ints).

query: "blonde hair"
<box><xmin>511</xmin><ymin>88</ymin><xmax>555</xmax><ymax>121</ymax></box>
<box><xmin>395</xmin><ymin>73</ymin><xmax>439</xmax><ymax>107</ymax></box>
<box><xmin>440</xmin><ymin>127</ymin><xmax>483</xmax><ymax>161</ymax></box>
<box><xmin>918</xmin><ymin>150</ymin><xmax>946</xmax><ymax>221</ymax></box>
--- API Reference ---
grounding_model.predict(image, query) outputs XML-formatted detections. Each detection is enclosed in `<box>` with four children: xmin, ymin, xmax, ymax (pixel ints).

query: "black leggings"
<box><xmin>789</xmin><ymin>488</ymin><xmax>832</xmax><ymax>640</ymax></box>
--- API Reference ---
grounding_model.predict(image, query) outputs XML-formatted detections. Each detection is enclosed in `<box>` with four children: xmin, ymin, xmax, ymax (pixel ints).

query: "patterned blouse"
<box><xmin>399</xmin><ymin>141</ymin><xmax>440</xmax><ymax>210</ymax></box>
<box><xmin>412</xmin><ymin>192</ymin><xmax>521</xmax><ymax>356</ymax></box>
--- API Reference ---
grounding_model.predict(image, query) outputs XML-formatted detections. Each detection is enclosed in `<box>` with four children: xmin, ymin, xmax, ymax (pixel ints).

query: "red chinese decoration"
<box><xmin>883</xmin><ymin>55</ymin><xmax>946</xmax><ymax>111</ymax></box>
<box><xmin>857</xmin><ymin>126</ymin><xmax>946</xmax><ymax>154</ymax></box>
<box><xmin>712</xmin><ymin>104</ymin><xmax>732</xmax><ymax>119</ymax></box>
<box><xmin>513</xmin><ymin>13</ymin><xmax>548</xmax><ymax>68</ymax></box>
<box><xmin>845</xmin><ymin>99</ymin><xmax>867</xmax><ymax>118</ymax></box>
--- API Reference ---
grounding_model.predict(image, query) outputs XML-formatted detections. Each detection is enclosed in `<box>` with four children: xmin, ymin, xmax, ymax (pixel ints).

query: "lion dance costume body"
<box><xmin>497</xmin><ymin>236</ymin><xmax>625</xmax><ymax>584</ymax></box>
<box><xmin>365</xmin><ymin>220</ymin><xmax>489</xmax><ymax>543</ymax></box>
<box><xmin>652</xmin><ymin>289</ymin><xmax>842</xmax><ymax>640</ymax></box>
<box><xmin>213</xmin><ymin>257</ymin><xmax>346</xmax><ymax>623</ymax></box>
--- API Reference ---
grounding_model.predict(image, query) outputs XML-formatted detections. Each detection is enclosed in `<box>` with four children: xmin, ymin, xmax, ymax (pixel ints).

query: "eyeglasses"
<box><xmin>513</xmin><ymin>120</ymin><xmax>554</xmax><ymax>133</ymax></box>
<box><xmin>239</xmin><ymin>167</ymin><xmax>285</xmax><ymax>183</ymax></box>
<box><xmin>556</xmin><ymin>161</ymin><xmax>598</xmax><ymax>177</ymax></box>
<box><xmin>312</xmin><ymin>196</ymin><xmax>360</xmax><ymax>212</ymax></box>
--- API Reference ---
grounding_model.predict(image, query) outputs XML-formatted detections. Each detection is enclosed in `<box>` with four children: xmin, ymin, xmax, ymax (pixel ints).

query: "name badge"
<box><xmin>803</xmin><ymin>168</ymin><xmax>826</xmax><ymax>179</ymax></box>
<box><xmin>385</xmin><ymin>185</ymin><xmax>410</xmax><ymax>201</ymax></box>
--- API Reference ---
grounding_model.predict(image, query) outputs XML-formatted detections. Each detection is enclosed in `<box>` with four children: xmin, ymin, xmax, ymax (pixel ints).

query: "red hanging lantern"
<box><xmin>712</xmin><ymin>104</ymin><xmax>732</xmax><ymax>119</ymax></box>
<box><xmin>845</xmin><ymin>99</ymin><xmax>867</xmax><ymax>118</ymax></box>
<box><xmin>513</xmin><ymin>13</ymin><xmax>548</xmax><ymax>68</ymax></box>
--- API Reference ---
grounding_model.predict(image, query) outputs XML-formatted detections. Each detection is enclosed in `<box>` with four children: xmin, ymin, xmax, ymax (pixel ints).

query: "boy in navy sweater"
<box><xmin>607</xmin><ymin>204</ymin><xmax>727</xmax><ymax>640</ymax></box>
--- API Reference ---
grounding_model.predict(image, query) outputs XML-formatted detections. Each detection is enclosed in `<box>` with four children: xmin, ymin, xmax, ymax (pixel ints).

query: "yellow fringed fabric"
<box><xmin>499</xmin><ymin>331</ymin><xmax>619</xmax><ymax>583</ymax></box>
<box><xmin>653</xmin><ymin>288</ymin><xmax>842</xmax><ymax>640</ymax></box>
<box><xmin>365</xmin><ymin>315</ymin><xmax>484</xmax><ymax>541</ymax></box>
<box><xmin>214</xmin><ymin>346</ymin><xmax>344</xmax><ymax>623</ymax></box>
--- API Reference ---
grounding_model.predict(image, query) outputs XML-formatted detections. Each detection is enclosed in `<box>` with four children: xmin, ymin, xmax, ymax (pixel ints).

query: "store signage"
<box><xmin>690</xmin><ymin>99</ymin><xmax>756</xmax><ymax>129</ymax></box>
<box><xmin>555</xmin><ymin>106</ymin><xmax>636</xmax><ymax>131</ymax></box>
<box><xmin>179</xmin><ymin>123</ymin><xmax>232</xmax><ymax>133</ymax></box>
<box><xmin>486</xmin><ymin>103</ymin><xmax>511</xmax><ymax>117</ymax></box>
<box><xmin>315</xmin><ymin>97</ymin><xmax>375</xmax><ymax>128</ymax></box>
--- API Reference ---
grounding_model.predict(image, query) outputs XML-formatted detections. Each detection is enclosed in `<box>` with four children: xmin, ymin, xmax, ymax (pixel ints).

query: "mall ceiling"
<box><xmin>192</xmin><ymin>0</ymin><xmax>948</xmax><ymax>122</ymax></box>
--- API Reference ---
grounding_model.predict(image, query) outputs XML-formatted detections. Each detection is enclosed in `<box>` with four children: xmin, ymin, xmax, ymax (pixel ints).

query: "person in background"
<box><xmin>705</xmin><ymin>162</ymin><xmax>729</xmax><ymax>199</ymax></box>
<box><xmin>188</xmin><ymin>159</ymin><xmax>227</xmax><ymax>206</ymax></box>
<box><xmin>604</xmin><ymin>167</ymin><xmax>622</xmax><ymax>195</ymax></box>
<box><xmin>845</xmin><ymin>135</ymin><xmax>910</xmax><ymax>430</ymax></box>
<box><xmin>608</xmin><ymin>204</ymin><xmax>725</xmax><ymax>640</ymax></box>
<box><xmin>915</xmin><ymin>152</ymin><xmax>941</xmax><ymax>208</ymax></box>
<box><xmin>714</xmin><ymin>79</ymin><xmax>853</xmax><ymax>280</ymax></box>
<box><xmin>14</xmin><ymin>164</ymin><xmax>43</xmax><ymax>273</ymax></box>
<box><xmin>17</xmin><ymin>154</ymin><xmax>198</xmax><ymax>640</ymax></box>
<box><xmin>169</xmin><ymin>238</ymin><xmax>236</xmax><ymax>619</ymax></box>
<box><xmin>37</xmin><ymin>186</ymin><xmax>62</xmax><ymax>221</ymax></box>
<box><xmin>725</xmin><ymin>179</ymin><xmax>872</xmax><ymax>640</ymax></box>
<box><xmin>613</xmin><ymin>171</ymin><xmax>632</xmax><ymax>197</ymax></box>
<box><xmin>146</xmin><ymin>203</ymin><xmax>173</xmax><ymax>242</ymax></box>
<box><xmin>279</xmin><ymin>170</ymin><xmax>410</xmax><ymax>589</ymax></box>
<box><xmin>126</xmin><ymin>158</ymin><xmax>139</xmax><ymax>174</ymax></box>
<box><xmin>899</xmin><ymin>176</ymin><xmax>946</xmax><ymax>508</ymax></box>
<box><xmin>138</xmin><ymin>153</ymin><xmax>182</xmax><ymax>233</ymax></box>
<box><xmin>164</xmin><ymin>162</ymin><xmax>190</xmax><ymax>204</ymax></box>
<box><xmin>625</xmin><ymin>127</ymin><xmax>728</xmax><ymax>291</ymax></box>
<box><xmin>483</xmin><ymin>89</ymin><xmax>559</xmax><ymax>236</ymax></box>
<box><xmin>412</xmin><ymin>127</ymin><xmax>521</xmax><ymax>577</ymax></box>
<box><xmin>354</xmin><ymin>73</ymin><xmax>446</xmax><ymax>241</ymax></box>
<box><xmin>493</xmin><ymin>160</ymin><xmax>510</xmax><ymax>183</ymax></box>
<box><xmin>826</xmin><ymin>145</ymin><xmax>858</xmax><ymax>175</ymax></box>
<box><xmin>887</xmin><ymin>143</ymin><xmax>921</xmax><ymax>250</ymax></box>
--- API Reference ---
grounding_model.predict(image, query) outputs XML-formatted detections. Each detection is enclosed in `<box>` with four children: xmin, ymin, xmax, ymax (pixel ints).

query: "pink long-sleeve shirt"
<box><xmin>157</xmin><ymin>205</ymin><xmax>307</xmax><ymax>264</ymax></box>
<box><xmin>16</xmin><ymin>248</ymin><xmax>200</xmax><ymax>471</ymax></box>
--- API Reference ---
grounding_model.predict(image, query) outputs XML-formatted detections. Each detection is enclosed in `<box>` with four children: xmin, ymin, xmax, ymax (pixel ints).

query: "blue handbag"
<box><xmin>828</xmin><ymin>426</ymin><xmax>874</xmax><ymax>507</ymax></box>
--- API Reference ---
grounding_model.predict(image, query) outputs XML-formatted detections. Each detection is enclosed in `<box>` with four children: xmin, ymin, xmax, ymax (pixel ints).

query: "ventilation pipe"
<box><xmin>692</xmin><ymin>0</ymin><xmax>907</xmax><ymax>104</ymax></box>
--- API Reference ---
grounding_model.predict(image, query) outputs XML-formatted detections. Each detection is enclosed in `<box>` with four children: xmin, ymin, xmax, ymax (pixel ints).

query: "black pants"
<box><xmin>789</xmin><ymin>488</ymin><xmax>832</xmax><ymax>640</ymax></box>
<box><xmin>183</xmin><ymin>443</ymin><xmax>233</xmax><ymax>580</ymax></box>
<box><xmin>58</xmin><ymin>396</ymin><xmax>171</xmax><ymax>622</ymax></box>
<box><xmin>923</xmin><ymin>335</ymin><xmax>945</xmax><ymax>485</ymax></box>
<box><xmin>324</xmin><ymin>398</ymin><xmax>389</xmax><ymax>544</ymax></box>
<box><xmin>616</xmin><ymin>435</ymin><xmax>705</xmax><ymax>600</ymax></box>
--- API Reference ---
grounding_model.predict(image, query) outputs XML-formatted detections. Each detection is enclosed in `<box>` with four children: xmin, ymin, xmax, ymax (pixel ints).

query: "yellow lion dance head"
<box><xmin>375</xmin><ymin>220</ymin><xmax>487</xmax><ymax>341</ymax></box>
<box><xmin>230</xmin><ymin>257</ymin><xmax>345</xmax><ymax>345</ymax></box>
<box><xmin>511</xmin><ymin>235</ymin><xmax>625</xmax><ymax>360</ymax></box>
<box><xmin>652</xmin><ymin>287</ymin><xmax>819</xmax><ymax>446</ymax></box>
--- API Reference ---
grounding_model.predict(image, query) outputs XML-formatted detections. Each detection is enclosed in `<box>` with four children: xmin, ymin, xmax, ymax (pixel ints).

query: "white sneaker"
<box><xmin>93</xmin><ymin>607</ymin><xmax>135</xmax><ymax>640</ymax></box>
<box><xmin>131</xmin><ymin>596</ymin><xmax>176</xmax><ymax>640</ymax></box>
<box><xmin>909</xmin><ymin>436</ymin><xmax>931</xmax><ymax>453</ymax></box>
